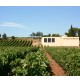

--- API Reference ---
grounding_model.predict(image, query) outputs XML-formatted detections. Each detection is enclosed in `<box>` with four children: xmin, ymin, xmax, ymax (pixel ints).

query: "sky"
<box><xmin>0</xmin><ymin>6</ymin><xmax>80</xmax><ymax>37</ymax></box>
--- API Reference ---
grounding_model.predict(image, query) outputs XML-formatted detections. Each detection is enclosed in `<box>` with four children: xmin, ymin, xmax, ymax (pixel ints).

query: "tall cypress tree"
<box><xmin>78</xmin><ymin>29</ymin><xmax>80</xmax><ymax>40</ymax></box>
<box><xmin>68</xmin><ymin>25</ymin><xmax>75</xmax><ymax>37</ymax></box>
<box><xmin>78</xmin><ymin>29</ymin><xmax>80</xmax><ymax>37</ymax></box>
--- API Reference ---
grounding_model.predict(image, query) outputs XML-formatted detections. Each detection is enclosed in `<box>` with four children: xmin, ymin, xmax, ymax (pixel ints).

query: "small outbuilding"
<box><xmin>41</xmin><ymin>36</ymin><xmax>79</xmax><ymax>46</ymax></box>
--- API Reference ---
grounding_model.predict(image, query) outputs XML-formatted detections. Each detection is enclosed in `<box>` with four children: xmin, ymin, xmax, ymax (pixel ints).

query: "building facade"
<box><xmin>41</xmin><ymin>36</ymin><xmax>79</xmax><ymax>46</ymax></box>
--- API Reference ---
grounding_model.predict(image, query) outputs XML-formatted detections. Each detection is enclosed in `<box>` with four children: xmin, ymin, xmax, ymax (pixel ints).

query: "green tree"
<box><xmin>47</xmin><ymin>33</ymin><xmax>51</xmax><ymax>37</ymax></box>
<box><xmin>73</xmin><ymin>28</ymin><xmax>79</xmax><ymax>36</ymax></box>
<box><xmin>11</xmin><ymin>36</ymin><xmax>15</xmax><ymax>40</ymax></box>
<box><xmin>69</xmin><ymin>25</ymin><xmax>75</xmax><ymax>36</ymax></box>
<box><xmin>30</xmin><ymin>32</ymin><xmax>36</xmax><ymax>37</ymax></box>
<box><xmin>65</xmin><ymin>25</ymin><xmax>77</xmax><ymax>37</ymax></box>
<box><xmin>36</xmin><ymin>32</ymin><xmax>43</xmax><ymax>37</ymax></box>
<box><xmin>78</xmin><ymin>29</ymin><xmax>80</xmax><ymax>40</ymax></box>
<box><xmin>52</xmin><ymin>34</ymin><xmax>60</xmax><ymax>37</ymax></box>
<box><xmin>65</xmin><ymin>32</ymin><xmax>69</xmax><ymax>36</ymax></box>
<box><xmin>43</xmin><ymin>35</ymin><xmax>47</xmax><ymax>37</ymax></box>
<box><xmin>2</xmin><ymin>33</ymin><xmax>7</xmax><ymax>39</ymax></box>
<box><xmin>30</xmin><ymin>32</ymin><xmax>43</xmax><ymax>38</ymax></box>
<box><xmin>0</xmin><ymin>34</ymin><xmax>1</xmax><ymax>38</ymax></box>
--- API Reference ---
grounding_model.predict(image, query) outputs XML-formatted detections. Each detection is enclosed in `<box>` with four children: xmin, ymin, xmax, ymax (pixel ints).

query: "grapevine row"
<box><xmin>0</xmin><ymin>46</ymin><xmax>51</xmax><ymax>76</ymax></box>
<box><xmin>46</xmin><ymin>47</ymin><xmax>80</xmax><ymax>76</ymax></box>
<box><xmin>0</xmin><ymin>40</ymin><xmax>32</xmax><ymax>46</ymax></box>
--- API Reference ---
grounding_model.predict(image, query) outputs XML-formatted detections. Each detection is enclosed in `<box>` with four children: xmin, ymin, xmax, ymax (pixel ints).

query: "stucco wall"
<box><xmin>41</xmin><ymin>37</ymin><xmax>79</xmax><ymax>46</ymax></box>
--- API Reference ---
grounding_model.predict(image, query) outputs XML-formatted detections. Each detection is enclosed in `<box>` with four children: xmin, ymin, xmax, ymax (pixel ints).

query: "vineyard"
<box><xmin>0</xmin><ymin>46</ymin><xmax>51</xmax><ymax>76</ymax></box>
<box><xmin>46</xmin><ymin>47</ymin><xmax>80</xmax><ymax>76</ymax></box>
<box><xmin>1</xmin><ymin>39</ymin><xmax>80</xmax><ymax>76</ymax></box>
<box><xmin>0</xmin><ymin>40</ymin><xmax>32</xmax><ymax>46</ymax></box>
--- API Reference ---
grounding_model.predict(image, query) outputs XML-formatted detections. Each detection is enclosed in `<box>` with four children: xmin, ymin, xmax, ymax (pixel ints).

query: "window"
<box><xmin>52</xmin><ymin>38</ymin><xmax>55</xmax><ymax>42</ymax></box>
<box><xmin>48</xmin><ymin>38</ymin><xmax>51</xmax><ymax>42</ymax></box>
<box><xmin>44</xmin><ymin>38</ymin><xmax>47</xmax><ymax>42</ymax></box>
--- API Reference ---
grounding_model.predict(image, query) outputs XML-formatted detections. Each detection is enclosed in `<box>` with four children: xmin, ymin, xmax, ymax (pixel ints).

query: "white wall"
<box><xmin>41</xmin><ymin>37</ymin><xmax>79</xmax><ymax>46</ymax></box>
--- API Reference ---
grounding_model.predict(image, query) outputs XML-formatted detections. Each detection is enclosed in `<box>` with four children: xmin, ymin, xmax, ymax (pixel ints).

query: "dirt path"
<box><xmin>45</xmin><ymin>52</ymin><xmax>66</xmax><ymax>76</ymax></box>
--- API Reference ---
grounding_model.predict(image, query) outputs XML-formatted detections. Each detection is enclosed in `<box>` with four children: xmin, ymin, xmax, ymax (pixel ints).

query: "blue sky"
<box><xmin>0</xmin><ymin>6</ymin><xmax>80</xmax><ymax>37</ymax></box>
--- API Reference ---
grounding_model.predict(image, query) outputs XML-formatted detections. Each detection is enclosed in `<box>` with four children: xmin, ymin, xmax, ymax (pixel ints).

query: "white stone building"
<box><xmin>41</xmin><ymin>36</ymin><xmax>79</xmax><ymax>46</ymax></box>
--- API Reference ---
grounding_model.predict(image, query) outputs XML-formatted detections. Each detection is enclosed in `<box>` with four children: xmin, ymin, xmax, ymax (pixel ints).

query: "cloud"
<box><xmin>0</xmin><ymin>22</ymin><xmax>26</xmax><ymax>29</ymax></box>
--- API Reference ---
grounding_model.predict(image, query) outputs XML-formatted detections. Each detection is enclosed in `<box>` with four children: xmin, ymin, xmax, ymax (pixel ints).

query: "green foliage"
<box><xmin>65</xmin><ymin>25</ymin><xmax>79</xmax><ymax>37</ymax></box>
<box><xmin>46</xmin><ymin>47</ymin><xmax>80</xmax><ymax>76</ymax></box>
<box><xmin>0</xmin><ymin>34</ymin><xmax>1</xmax><ymax>38</ymax></box>
<box><xmin>0</xmin><ymin>46</ymin><xmax>51</xmax><ymax>76</ymax></box>
<box><xmin>68</xmin><ymin>25</ymin><xmax>75</xmax><ymax>37</ymax></box>
<box><xmin>47</xmin><ymin>33</ymin><xmax>51</xmax><ymax>37</ymax></box>
<box><xmin>0</xmin><ymin>40</ymin><xmax>32</xmax><ymax>46</ymax></box>
<box><xmin>52</xmin><ymin>34</ymin><xmax>60</xmax><ymax>37</ymax></box>
<box><xmin>11</xmin><ymin>36</ymin><xmax>15</xmax><ymax>40</ymax></box>
<box><xmin>2</xmin><ymin>33</ymin><xmax>7</xmax><ymax>39</ymax></box>
<box><xmin>22</xmin><ymin>49</ymin><xmax>51</xmax><ymax>76</ymax></box>
<box><xmin>30</xmin><ymin>32</ymin><xmax>43</xmax><ymax>37</ymax></box>
<box><xmin>78</xmin><ymin>29</ymin><xmax>80</xmax><ymax>37</ymax></box>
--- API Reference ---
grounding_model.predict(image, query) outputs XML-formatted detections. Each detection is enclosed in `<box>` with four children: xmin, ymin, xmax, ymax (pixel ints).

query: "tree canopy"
<box><xmin>11</xmin><ymin>36</ymin><xmax>15</xmax><ymax>40</ymax></box>
<box><xmin>65</xmin><ymin>25</ymin><xmax>79</xmax><ymax>37</ymax></box>
<box><xmin>2</xmin><ymin>33</ymin><xmax>7</xmax><ymax>39</ymax></box>
<box><xmin>30</xmin><ymin>32</ymin><xmax>43</xmax><ymax>37</ymax></box>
